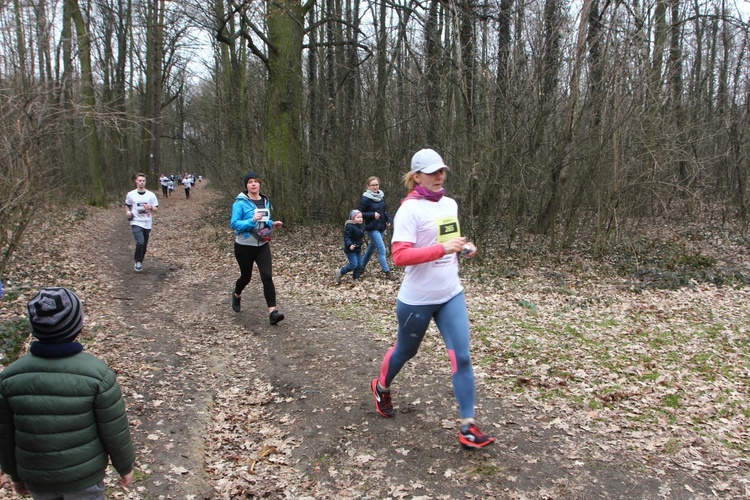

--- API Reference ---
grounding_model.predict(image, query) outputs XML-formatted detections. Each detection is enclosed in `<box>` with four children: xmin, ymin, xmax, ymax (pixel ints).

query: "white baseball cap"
<box><xmin>410</xmin><ymin>148</ymin><xmax>450</xmax><ymax>174</ymax></box>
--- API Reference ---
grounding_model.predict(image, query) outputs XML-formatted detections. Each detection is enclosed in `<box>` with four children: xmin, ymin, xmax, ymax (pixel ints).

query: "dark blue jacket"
<box><xmin>343</xmin><ymin>222</ymin><xmax>365</xmax><ymax>254</ymax></box>
<box><xmin>358</xmin><ymin>194</ymin><xmax>391</xmax><ymax>232</ymax></box>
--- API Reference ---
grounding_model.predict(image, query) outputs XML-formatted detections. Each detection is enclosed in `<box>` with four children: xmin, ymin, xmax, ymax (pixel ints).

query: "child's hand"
<box><xmin>119</xmin><ymin>471</ymin><xmax>134</xmax><ymax>488</ymax></box>
<box><xmin>13</xmin><ymin>482</ymin><xmax>29</xmax><ymax>495</ymax></box>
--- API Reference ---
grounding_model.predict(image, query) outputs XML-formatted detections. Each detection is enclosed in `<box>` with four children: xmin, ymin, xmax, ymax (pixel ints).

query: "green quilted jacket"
<box><xmin>0</xmin><ymin>350</ymin><xmax>135</xmax><ymax>493</ymax></box>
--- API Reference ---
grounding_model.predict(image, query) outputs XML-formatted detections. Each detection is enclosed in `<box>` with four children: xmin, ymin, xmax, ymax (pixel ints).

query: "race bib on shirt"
<box><xmin>136</xmin><ymin>203</ymin><xmax>151</xmax><ymax>218</ymax></box>
<box><xmin>255</xmin><ymin>208</ymin><xmax>270</xmax><ymax>221</ymax></box>
<box><xmin>435</xmin><ymin>216</ymin><xmax>460</xmax><ymax>244</ymax></box>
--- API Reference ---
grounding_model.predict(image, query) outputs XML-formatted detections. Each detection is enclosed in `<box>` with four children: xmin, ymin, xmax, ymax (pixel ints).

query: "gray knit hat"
<box><xmin>27</xmin><ymin>287</ymin><xmax>84</xmax><ymax>342</ymax></box>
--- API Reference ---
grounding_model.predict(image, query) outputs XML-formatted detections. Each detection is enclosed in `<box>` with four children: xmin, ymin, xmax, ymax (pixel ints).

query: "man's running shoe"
<box><xmin>334</xmin><ymin>270</ymin><xmax>342</xmax><ymax>285</ymax></box>
<box><xmin>458</xmin><ymin>423</ymin><xmax>496</xmax><ymax>449</ymax></box>
<box><xmin>371</xmin><ymin>378</ymin><xmax>394</xmax><ymax>418</ymax></box>
<box><xmin>232</xmin><ymin>293</ymin><xmax>241</xmax><ymax>312</ymax></box>
<box><xmin>269</xmin><ymin>309</ymin><xmax>285</xmax><ymax>325</ymax></box>
<box><xmin>134</xmin><ymin>262</ymin><xmax>143</xmax><ymax>272</ymax></box>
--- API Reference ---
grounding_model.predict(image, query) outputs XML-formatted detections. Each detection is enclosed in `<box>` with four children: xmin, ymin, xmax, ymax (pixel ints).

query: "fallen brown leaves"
<box><xmin>0</xmin><ymin>183</ymin><xmax>748</xmax><ymax>498</ymax></box>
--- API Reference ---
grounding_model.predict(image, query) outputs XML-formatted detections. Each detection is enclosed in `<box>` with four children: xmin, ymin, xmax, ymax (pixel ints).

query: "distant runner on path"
<box><xmin>159</xmin><ymin>174</ymin><xmax>169</xmax><ymax>197</ymax></box>
<box><xmin>182</xmin><ymin>175</ymin><xmax>192</xmax><ymax>198</ymax></box>
<box><xmin>125</xmin><ymin>173</ymin><xmax>158</xmax><ymax>272</ymax></box>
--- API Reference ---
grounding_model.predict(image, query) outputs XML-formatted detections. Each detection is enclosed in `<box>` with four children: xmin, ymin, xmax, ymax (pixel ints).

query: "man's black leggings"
<box><xmin>234</xmin><ymin>242</ymin><xmax>276</xmax><ymax>307</ymax></box>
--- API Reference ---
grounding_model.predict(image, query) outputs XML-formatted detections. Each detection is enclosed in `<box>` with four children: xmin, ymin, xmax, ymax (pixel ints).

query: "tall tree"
<box><xmin>534</xmin><ymin>0</ymin><xmax>562</xmax><ymax>235</ymax></box>
<box><xmin>424</xmin><ymin>0</ymin><xmax>442</xmax><ymax>147</ymax></box>
<box><xmin>68</xmin><ymin>0</ymin><xmax>105</xmax><ymax>205</ymax></box>
<box><xmin>265</xmin><ymin>0</ymin><xmax>313</xmax><ymax>219</ymax></box>
<box><xmin>373</xmin><ymin>0</ymin><xmax>388</xmax><ymax>154</ymax></box>
<box><xmin>12</xmin><ymin>0</ymin><xmax>29</xmax><ymax>91</ymax></box>
<box><xmin>146</xmin><ymin>0</ymin><xmax>166</xmax><ymax>175</ymax></box>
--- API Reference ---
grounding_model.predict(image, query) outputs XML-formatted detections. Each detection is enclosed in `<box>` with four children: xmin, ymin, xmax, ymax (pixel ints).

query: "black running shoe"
<box><xmin>458</xmin><ymin>423</ymin><xmax>496</xmax><ymax>449</ymax></box>
<box><xmin>270</xmin><ymin>309</ymin><xmax>284</xmax><ymax>325</ymax></box>
<box><xmin>232</xmin><ymin>293</ymin><xmax>241</xmax><ymax>312</ymax></box>
<box><xmin>371</xmin><ymin>378</ymin><xmax>394</xmax><ymax>418</ymax></box>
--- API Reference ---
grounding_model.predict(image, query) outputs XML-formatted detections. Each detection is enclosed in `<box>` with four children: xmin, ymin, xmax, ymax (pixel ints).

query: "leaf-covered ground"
<box><xmin>0</xmin><ymin>181</ymin><xmax>748</xmax><ymax>499</ymax></box>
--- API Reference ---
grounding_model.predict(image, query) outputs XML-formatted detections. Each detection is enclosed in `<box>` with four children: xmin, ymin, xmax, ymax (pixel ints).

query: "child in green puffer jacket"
<box><xmin>0</xmin><ymin>287</ymin><xmax>135</xmax><ymax>498</ymax></box>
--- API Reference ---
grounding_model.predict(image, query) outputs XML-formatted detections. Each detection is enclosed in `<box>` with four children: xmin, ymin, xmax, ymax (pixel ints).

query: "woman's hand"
<box><xmin>441</xmin><ymin>237</ymin><xmax>466</xmax><ymax>255</ymax></box>
<box><xmin>461</xmin><ymin>242</ymin><xmax>477</xmax><ymax>258</ymax></box>
<box><xmin>272</xmin><ymin>221</ymin><xmax>283</xmax><ymax>228</ymax></box>
<box><xmin>253</xmin><ymin>211</ymin><xmax>263</xmax><ymax>221</ymax></box>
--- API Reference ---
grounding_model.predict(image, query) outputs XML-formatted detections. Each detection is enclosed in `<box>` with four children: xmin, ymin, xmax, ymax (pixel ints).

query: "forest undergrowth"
<box><xmin>0</xmin><ymin>184</ymin><xmax>748</xmax><ymax>498</ymax></box>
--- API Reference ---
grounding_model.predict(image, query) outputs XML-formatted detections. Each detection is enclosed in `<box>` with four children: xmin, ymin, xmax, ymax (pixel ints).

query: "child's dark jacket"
<box><xmin>343</xmin><ymin>222</ymin><xmax>365</xmax><ymax>254</ymax></box>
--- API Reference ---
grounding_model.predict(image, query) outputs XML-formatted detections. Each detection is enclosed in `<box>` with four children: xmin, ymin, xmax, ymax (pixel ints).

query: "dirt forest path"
<box><xmin>18</xmin><ymin>180</ymin><xmax>729</xmax><ymax>499</ymax></box>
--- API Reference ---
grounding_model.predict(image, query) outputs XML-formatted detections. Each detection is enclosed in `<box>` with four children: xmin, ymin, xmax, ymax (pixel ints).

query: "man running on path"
<box><xmin>125</xmin><ymin>173</ymin><xmax>158</xmax><ymax>272</ymax></box>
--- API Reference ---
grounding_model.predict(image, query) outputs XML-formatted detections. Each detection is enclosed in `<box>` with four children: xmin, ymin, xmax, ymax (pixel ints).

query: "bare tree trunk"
<box><xmin>307</xmin><ymin>3</ymin><xmax>321</xmax><ymax>165</ymax></box>
<box><xmin>324</xmin><ymin>0</ymin><xmax>338</xmax><ymax>154</ymax></box>
<box><xmin>425</xmin><ymin>0</ymin><xmax>441</xmax><ymax>147</ymax></box>
<box><xmin>149</xmin><ymin>0</ymin><xmax>166</xmax><ymax>176</ymax></box>
<box><xmin>343</xmin><ymin>0</ymin><xmax>359</xmax><ymax>131</ymax></box>
<box><xmin>13</xmin><ymin>0</ymin><xmax>29</xmax><ymax>91</ymax></box>
<box><xmin>373</xmin><ymin>0</ymin><xmax>388</xmax><ymax>154</ymax></box>
<box><xmin>534</xmin><ymin>0</ymin><xmax>562</xmax><ymax>236</ymax></box>
<box><xmin>458</xmin><ymin>0</ymin><xmax>476</xmax><ymax>142</ymax></box>
<box><xmin>494</xmin><ymin>0</ymin><xmax>512</xmax><ymax>126</ymax></box>
<box><xmin>266</xmin><ymin>0</ymin><xmax>312</xmax><ymax>220</ymax></box>
<box><xmin>68</xmin><ymin>0</ymin><xmax>105</xmax><ymax>205</ymax></box>
<box><xmin>668</xmin><ymin>0</ymin><xmax>689</xmax><ymax>190</ymax></box>
<box><xmin>34</xmin><ymin>0</ymin><xmax>53</xmax><ymax>86</ymax></box>
<box><xmin>216</xmin><ymin>0</ymin><xmax>249</xmax><ymax>171</ymax></box>
<box><xmin>647</xmin><ymin>0</ymin><xmax>668</xmax><ymax>191</ymax></box>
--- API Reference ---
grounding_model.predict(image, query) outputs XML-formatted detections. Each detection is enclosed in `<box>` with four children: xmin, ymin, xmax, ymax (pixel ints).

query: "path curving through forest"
<box><xmin>4</xmin><ymin>179</ymin><xmax>731</xmax><ymax>499</ymax></box>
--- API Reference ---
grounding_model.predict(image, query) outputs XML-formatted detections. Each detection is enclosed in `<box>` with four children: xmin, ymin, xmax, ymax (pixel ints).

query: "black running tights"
<box><xmin>234</xmin><ymin>242</ymin><xmax>276</xmax><ymax>308</ymax></box>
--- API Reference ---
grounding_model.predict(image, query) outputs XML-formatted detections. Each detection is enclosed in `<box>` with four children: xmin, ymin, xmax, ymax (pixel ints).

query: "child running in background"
<box><xmin>335</xmin><ymin>209</ymin><xmax>365</xmax><ymax>284</ymax></box>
